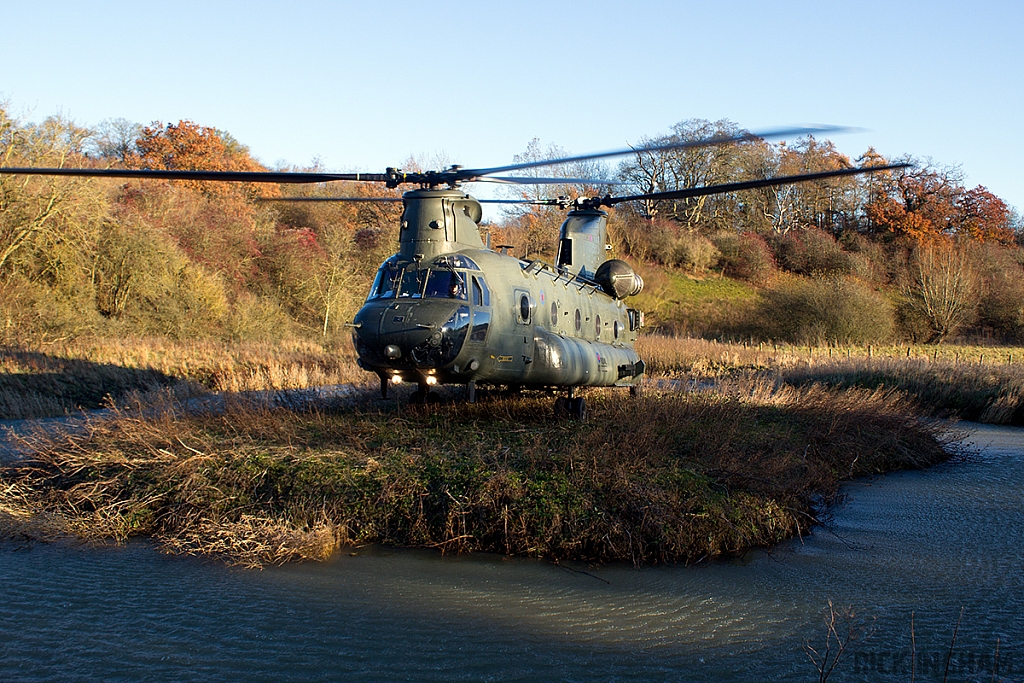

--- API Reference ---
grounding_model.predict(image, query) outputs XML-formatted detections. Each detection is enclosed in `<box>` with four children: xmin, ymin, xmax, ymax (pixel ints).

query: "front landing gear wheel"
<box><xmin>568</xmin><ymin>397</ymin><xmax>586</xmax><ymax>422</ymax></box>
<box><xmin>408</xmin><ymin>389</ymin><xmax>426</xmax><ymax>405</ymax></box>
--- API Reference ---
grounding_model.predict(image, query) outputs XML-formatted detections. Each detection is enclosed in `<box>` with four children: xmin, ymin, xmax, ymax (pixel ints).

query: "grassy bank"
<box><xmin>1</xmin><ymin>381</ymin><xmax>951</xmax><ymax>567</ymax></box>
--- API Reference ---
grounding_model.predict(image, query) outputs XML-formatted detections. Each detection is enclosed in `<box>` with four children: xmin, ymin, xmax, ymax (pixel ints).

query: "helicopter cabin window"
<box><xmin>595</xmin><ymin>314</ymin><xmax>601</xmax><ymax>337</ymax></box>
<box><xmin>397</xmin><ymin>268</ymin><xmax>427</xmax><ymax>298</ymax></box>
<box><xmin>613</xmin><ymin>320</ymin><xmax>622</xmax><ymax>340</ymax></box>
<box><xmin>369</xmin><ymin>260</ymin><xmax>402</xmax><ymax>299</ymax></box>
<box><xmin>424</xmin><ymin>270</ymin><xmax>467</xmax><ymax>300</ymax></box>
<box><xmin>574</xmin><ymin>308</ymin><xmax>582</xmax><ymax>332</ymax></box>
<box><xmin>518</xmin><ymin>293</ymin><xmax>532</xmax><ymax>324</ymax></box>
<box><xmin>550</xmin><ymin>302</ymin><xmax>558</xmax><ymax>328</ymax></box>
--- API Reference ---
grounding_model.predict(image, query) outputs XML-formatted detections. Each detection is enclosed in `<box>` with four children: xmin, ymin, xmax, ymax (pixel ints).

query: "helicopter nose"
<box><xmin>354</xmin><ymin>300</ymin><xmax>469</xmax><ymax>369</ymax></box>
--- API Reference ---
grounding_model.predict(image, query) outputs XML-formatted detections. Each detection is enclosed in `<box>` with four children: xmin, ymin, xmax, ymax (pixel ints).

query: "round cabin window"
<box><xmin>574</xmin><ymin>309</ymin><xmax>581</xmax><ymax>332</ymax></box>
<box><xmin>613</xmin><ymin>320</ymin><xmax>622</xmax><ymax>340</ymax></box>
<box><xmin>520</xmin><ymin>294</ymin><xmax>531</xmax><ymax>323</ymax></box>
<box><xmin>550</xmin><ymin>302</ymin><xmax>558</xmax><ymax>327</ymax></box>
<box><xmin>595</xmin><ymin>314</ymin><xmax>601</xmax><ymax>337</ymax></box>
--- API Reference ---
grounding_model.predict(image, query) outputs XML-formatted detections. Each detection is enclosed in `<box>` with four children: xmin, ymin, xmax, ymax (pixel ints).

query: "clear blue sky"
<box><xmin>2</xmin><ymin>0</ymin><xmax>1021</xmax><ymax>218</ymax></box>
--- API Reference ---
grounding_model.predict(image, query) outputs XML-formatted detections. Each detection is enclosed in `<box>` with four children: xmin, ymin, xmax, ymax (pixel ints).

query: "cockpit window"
<box><xmin>369</xmin><ymin>260</ymin><xmax>401</xmax><ymax>299</ymax></box>
<box><xmin>472</xmin><ymin>275</ymin><xmax>490</xmax><ymax>306</ymax></box>
<box><xmin>424</xmin><ymin>270</ymin><xmax>467</xmax><ymax>300</ymax></box>
<box><xmin>397</xmin><ymin>268</ymin><xmax>427</xmax><ymax>298</ymax></box>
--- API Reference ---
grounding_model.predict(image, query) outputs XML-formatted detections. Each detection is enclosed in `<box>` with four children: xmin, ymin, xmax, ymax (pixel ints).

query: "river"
<box><xmin>1</xmin><ymin>424</ymin><xmax>1021</xmax><ymax>681</ymax></box>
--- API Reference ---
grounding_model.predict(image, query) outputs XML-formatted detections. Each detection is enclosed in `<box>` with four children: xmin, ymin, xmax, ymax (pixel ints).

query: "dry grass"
<box><xmin>639</xmin><ymin>335</ymin><xmax>1024</xmax><ymax>425</ymax></box>
<box><xmin>1</xmin><ymin>337</ymin><xmax>367</xmax><ymax>419</ymax></box>
<box><xmin>1</xmin><ymin>379</ymin><xmax>951</xmax><ymax>567</ymax></box>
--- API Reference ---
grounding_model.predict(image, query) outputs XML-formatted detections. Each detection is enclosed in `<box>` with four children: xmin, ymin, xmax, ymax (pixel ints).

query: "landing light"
<box><xmin>425</xmin><ymin>376</ymin><xmax>438</xmax><ymax>386</ymax></box>
<box><xmin>391</xmin><ymin>374</ymin><xmax>403</xmax><ymax>384</ymax></box>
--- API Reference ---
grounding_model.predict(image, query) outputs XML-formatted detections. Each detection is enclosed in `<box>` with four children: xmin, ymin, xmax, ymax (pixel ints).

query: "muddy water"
<box><xmin>2</xmin><ymin>424</ymin><xmax>1022</xmax><ymax>681</ymax></box>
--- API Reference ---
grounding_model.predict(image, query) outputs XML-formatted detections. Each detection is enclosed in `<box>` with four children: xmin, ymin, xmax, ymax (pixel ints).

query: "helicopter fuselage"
<box><xmin>351</xmin><ymin>189</ymin><xmax>645</xmax><ymax>397</ymax></box>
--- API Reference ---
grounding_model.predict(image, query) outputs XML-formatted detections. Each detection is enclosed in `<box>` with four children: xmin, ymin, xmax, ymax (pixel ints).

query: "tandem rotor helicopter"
<box><xmin>0</xmin><ymin>126</ymin><xmax>906</xmax><ymax>419</ymax></box>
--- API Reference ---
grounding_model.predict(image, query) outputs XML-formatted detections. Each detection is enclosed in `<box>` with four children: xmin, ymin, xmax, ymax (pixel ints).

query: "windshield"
<box><xmin>424</xmin><ymin>270</ymin><xmax>467</xmax><ymax>300</ymax></box>
<box><xmin>397</xmin><ymin>268</ymin><xmax>426</xmax><ymax>298</ymax></box>
<box><xmin>369</xmin><ymin>260</ymin><xmax>401</xmax><ymax>299</ymax></box>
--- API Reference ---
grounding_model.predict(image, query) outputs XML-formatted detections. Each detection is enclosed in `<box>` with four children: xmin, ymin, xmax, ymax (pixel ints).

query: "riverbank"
<box><xmin>0</xmin><ymin>380</ymin><xmax>952</xmax><ymax>567</ymax></box>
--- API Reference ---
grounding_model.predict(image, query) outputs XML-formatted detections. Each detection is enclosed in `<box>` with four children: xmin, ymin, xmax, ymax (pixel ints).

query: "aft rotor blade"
<box><xmin>0</xmin><ymin>167</ymin><xmax>391</xmax><ymax>184</ymax></box>
<box><xmin>476</xmin><ymin>176</ymin><xmax>627</xmax><ymax>186</ymax></box>
<box><xmin>478</xmin><ymin>198</ymin><xmax>564</xmax><ymax>205</ymax></box>
<box><xmin>258</xmin><ymin>196</ymin><xmax>562</xmax><ymax>205</ymax></box>
<box><xmin>465</xmin><ymin>125</ymin><xmax>853</xmax><ymax>178</ymax></box>
<box><xmin>603</xmin><ymin>163</ymin><xmax>910</xmax><ymax>206</ymax></box>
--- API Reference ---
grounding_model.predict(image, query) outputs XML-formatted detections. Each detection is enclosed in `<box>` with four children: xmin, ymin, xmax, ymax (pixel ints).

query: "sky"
<box><xmin>1</xmin><ymin>0</ymin><xmax>1021</xmax><ymax>220</ymax></box>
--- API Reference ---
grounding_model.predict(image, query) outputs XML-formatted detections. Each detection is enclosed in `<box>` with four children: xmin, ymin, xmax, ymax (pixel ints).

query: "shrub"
<box><xmin>670</xmin><ymin>232</ymin><xmax>721</xmax><ymax>273</ymax></box>
<box><xmin>774</xmin><ymin>228</ymin><xmax>858</xmax><ymax>277</ymax></box>
<box><xmin>227</xmin><ymin>293</ymin><xmax>298</xmax><ymax>343</ymax></box>
<box><xmin>758</xmin><ymin>274</ymin><xmax>895</xmax><ymax>344</ymax></box>
<box><xmin>711</xmin><ymin>231</ymin><xmax>777</xmax><ymax>283</ymax></box>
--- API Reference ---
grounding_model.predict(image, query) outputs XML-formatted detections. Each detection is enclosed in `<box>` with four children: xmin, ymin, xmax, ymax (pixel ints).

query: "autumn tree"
<box><xmin>0</xmin><ymin>107</ymin><xmax>108</xmax><ymax>274</ymax></box>
<box><xmin>118</xmin><ymin>120</ymin><xmax>282</xmax><ymax>289</ymax></box>
<box><xmin>864</xmin><ymin>162</ymin><xmax>1012</xmax><ymax>244</ymax></box>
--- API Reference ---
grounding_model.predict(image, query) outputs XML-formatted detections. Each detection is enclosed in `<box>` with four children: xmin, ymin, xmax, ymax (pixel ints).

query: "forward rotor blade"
<box><xmin>0</xmin><ymin>167</ymin><xmax>390</xmax><ymax>184</ymax></box>
<box><xmin>464</xmin><ymin>125</ymin><xmax>854</xmax><ymax>178</ymax></box>
<box><xmin>257</xmin><ymin>196</ymin><xmax>402</xmax><ymax>202</ymax></box>
<box><xmin>603</xmin><ymin>163</ymin><xmax>910</xmax><ymax>206</ymax></box>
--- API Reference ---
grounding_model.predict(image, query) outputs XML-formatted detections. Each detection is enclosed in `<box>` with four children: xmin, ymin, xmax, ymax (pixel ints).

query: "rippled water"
<box><xmin>2</xmin><ymin>424</ymin><xmax>1022</xmax><ymax>682</ymax></box>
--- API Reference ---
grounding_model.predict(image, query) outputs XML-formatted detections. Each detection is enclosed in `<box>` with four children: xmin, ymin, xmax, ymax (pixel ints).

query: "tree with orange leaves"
<box><xmin>119</xmin><ymin>121</ymin><xmax>278</xmax><ymax>288</ymax></box>
<box><xmin>131</xmin><ymin>120</ymin><xmax>278</xmax><ymax>200</ymax></box>
<box><xmin>864</xmin><ymin>163</ymin><xmax>1012</xmax><ymax>245</ymax></box>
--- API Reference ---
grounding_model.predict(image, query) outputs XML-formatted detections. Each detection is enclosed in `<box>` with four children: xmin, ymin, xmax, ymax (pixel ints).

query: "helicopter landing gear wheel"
<box><xmin>408</xmin><ymin>390</ymin><xmax>425</xmax><ymax>405</ymax></box>
<box><xmin>553</xmin><ymin>396</ymin><xmax>570</xmax><ymax>418</ymax></box>
<box><xmin>467</xmin><ymin>381</ymin><xmax>477</xmax><ymax>404</ymax></box>
<box><xmin>629</xmin><ymin>383</ymin><xmax>642</xmax><ymax>398</ymax></box>
<box><xmin>568</xmin><ymin>396</ymin><xmax>587</xmax><ymax>422</ymax></box>
<box><xmin>380</xmin><ymin>376</ymin><xmax>389</xmax><ymax>399</ymax></box>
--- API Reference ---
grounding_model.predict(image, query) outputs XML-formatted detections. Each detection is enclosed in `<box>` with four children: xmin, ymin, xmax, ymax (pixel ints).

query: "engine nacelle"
<box><xmin>594</xmin><ymin>259</ymin><xmax>643</xmax><ymax>299</ymax></box>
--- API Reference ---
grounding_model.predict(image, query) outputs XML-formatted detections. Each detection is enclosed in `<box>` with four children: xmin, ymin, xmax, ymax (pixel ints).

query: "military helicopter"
<box><xmin>0</xmin><ymin>126</ymin><xmax>906</xmax><ymax>419</ymax></box>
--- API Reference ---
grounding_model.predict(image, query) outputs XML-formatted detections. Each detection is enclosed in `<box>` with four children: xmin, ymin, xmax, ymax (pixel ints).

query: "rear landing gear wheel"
<box><xmin>568</xmin><ymin>397</ymin><xmax>586</xmax><ymax>422</ymax></box>
<box><xmin>554</xmin><ymin>396</ymin><xmax>569</xmax><ymax>418</ymax></box>
<box><xmin>630</xmin><ymin>383</ymin><xmax>642</xmax><ymax>398</ymax></box>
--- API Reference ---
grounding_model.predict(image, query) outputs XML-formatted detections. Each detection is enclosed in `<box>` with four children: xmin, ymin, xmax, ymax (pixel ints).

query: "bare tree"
<box><xmin>86</xmin><ymin>117</ymin><xmax>142</xmax><ymax>161</ymax></box>
<box><xmin>904</xmin><ymin>243</ymin><xmax>979</xmax><ymax>342</ymax></box>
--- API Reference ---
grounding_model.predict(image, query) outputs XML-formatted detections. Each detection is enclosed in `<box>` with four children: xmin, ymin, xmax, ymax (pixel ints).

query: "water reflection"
<box><xmin>1</xmin><ymin>425</ymin><xmax>1022</xmax><ymax>681</ymax></box>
